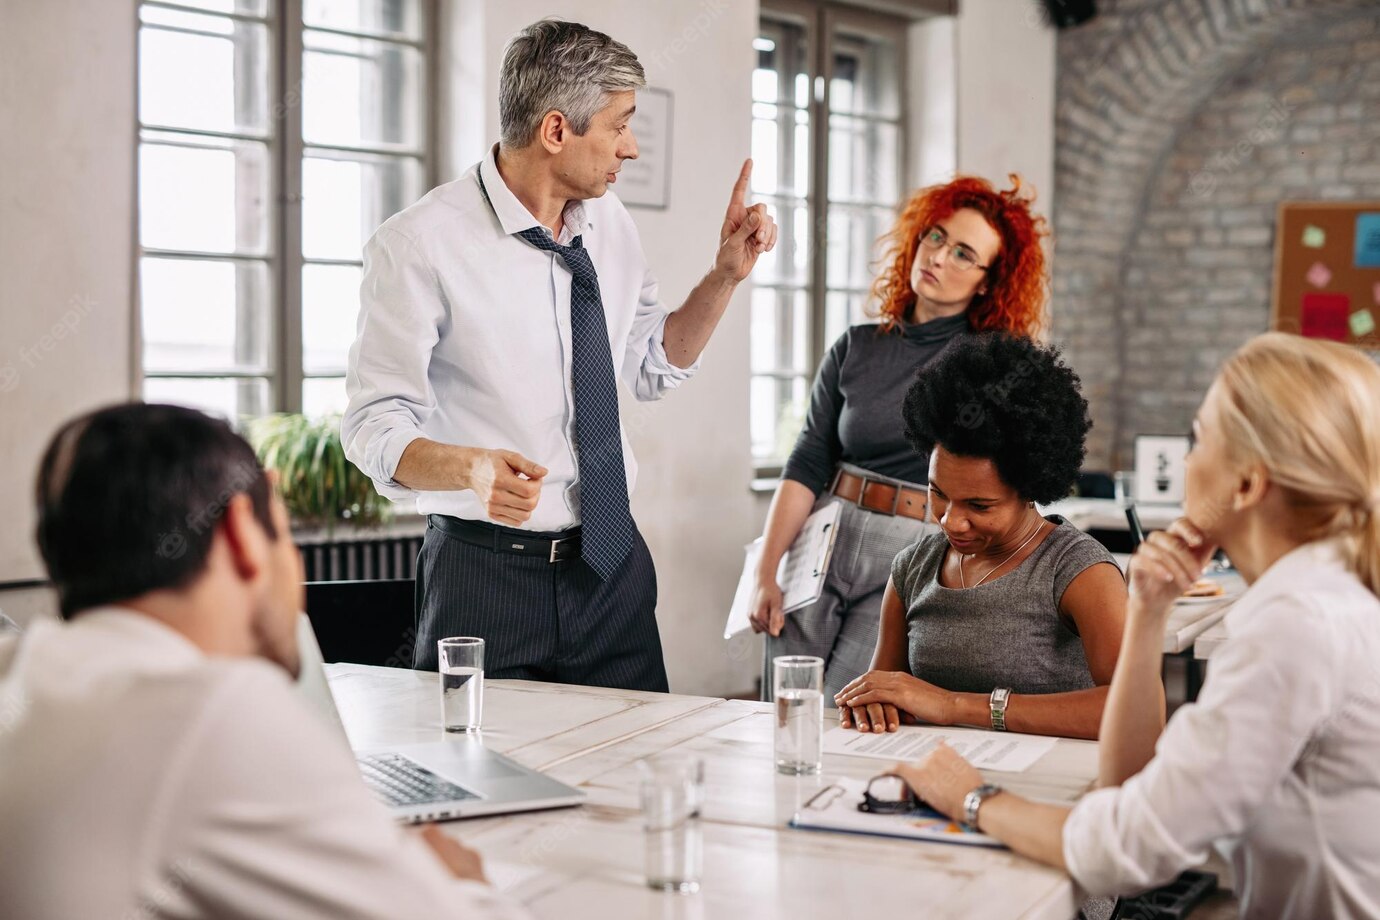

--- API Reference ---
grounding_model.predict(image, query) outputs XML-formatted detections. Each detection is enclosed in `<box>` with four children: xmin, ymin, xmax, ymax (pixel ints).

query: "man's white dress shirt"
<box><xmin>1064</xmin><ymin>540</ymin><xmax>1380</xmax><ymax>918</ymax></box>
<box><xmin>342</xmin><ymin>144</ymin><xmax>699</xmax><ymax>531</ymax></box>
<box><xmin>0</xmin><ymin>608</ymin><xmax>529</xmax><ymax>920</ymax></box>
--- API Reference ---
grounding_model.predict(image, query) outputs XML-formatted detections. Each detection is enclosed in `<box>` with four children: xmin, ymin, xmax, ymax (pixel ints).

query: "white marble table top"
<box><xmin>325</xmin><ymin>664</ymin><xmax>1100</xmax><ymax>919</ymax></box>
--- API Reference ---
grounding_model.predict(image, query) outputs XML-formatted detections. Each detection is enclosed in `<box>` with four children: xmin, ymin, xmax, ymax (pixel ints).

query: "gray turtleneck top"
<box><xmin>781</xmin><ymin>312</ymin><xmax>970</xmax><ymax>494</ymax></box>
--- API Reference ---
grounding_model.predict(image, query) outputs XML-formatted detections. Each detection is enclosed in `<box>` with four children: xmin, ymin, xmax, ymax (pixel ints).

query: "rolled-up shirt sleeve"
<box><xmin>1062</xmin><ymin>596</ymin><xmax>1336</xmax><ymax>897</ymax></box>
<box><xmin>621</xmin><ymin>265</ymin><xmax>699</xmax><ymax>401</ymax></box>
<box><xmin>342</xmin><ymin>225</ymin><xmax>446</xmax><ymax>501</ymax></box>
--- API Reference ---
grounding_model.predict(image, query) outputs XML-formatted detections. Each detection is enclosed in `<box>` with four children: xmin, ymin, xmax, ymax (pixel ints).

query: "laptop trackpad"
<box><xmin>460</xmin><ymin>754</ymin><xmax>527</xmax><ymax>780</ymax></box>
<box><xmin>407</xmin><ymin>741</ymin><xmax>529</xmax><ymax>781</ymax></box>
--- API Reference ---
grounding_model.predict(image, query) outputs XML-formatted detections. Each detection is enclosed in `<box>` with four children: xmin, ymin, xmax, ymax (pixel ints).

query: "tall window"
<box><xmin>137</xmin><ymin>0</ymin><xmax>434</xmax><ymax>422</ymax></box>
<box><xmin>751</xmin><ymin>2</ymin><xmax>905</xmax><ymax>473</ymax></box>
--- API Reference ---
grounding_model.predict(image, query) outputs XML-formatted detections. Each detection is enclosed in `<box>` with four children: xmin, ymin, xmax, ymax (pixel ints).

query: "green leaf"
<box><xmin>248</xmin><ymin>411</ymin><xmax>390</xmax><ymax>530</ymax></box>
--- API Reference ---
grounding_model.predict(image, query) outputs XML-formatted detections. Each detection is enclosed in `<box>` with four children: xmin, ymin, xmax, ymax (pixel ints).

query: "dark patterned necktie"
<box><xmin>516</xmin><ymin>226</ymin><xmax>634</xmax><ymax>579</ymax></box>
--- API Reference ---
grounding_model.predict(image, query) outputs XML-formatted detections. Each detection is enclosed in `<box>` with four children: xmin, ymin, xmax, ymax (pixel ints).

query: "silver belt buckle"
<box><xmin>548</xmin><ymin>536</ymin><xmax>567</xmax><ymax>563</ymax></box>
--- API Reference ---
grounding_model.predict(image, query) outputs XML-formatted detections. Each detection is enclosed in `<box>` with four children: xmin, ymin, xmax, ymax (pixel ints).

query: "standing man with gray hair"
<box><xmin>343</xmin><ymin>19</ymin><xmax>776</xmax><ymax>691</ymax></box>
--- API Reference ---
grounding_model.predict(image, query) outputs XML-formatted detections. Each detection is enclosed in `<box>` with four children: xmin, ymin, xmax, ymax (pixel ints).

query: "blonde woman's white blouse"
<box><xmin>1064</xmin><ymin>539</ymin><xmax>1380</xmax><ymax>918</ymax></box>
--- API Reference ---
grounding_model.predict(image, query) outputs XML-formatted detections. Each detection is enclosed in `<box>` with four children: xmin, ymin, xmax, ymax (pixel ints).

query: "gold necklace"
<box><xmin>959</xmin><ymin>517</ymin><xmax>1045</xmax><ymax>589</ymax></box>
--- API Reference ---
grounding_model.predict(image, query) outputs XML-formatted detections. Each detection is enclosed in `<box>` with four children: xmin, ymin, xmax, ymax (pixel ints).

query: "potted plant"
<box><xmin>247</xmin><ymin>414</ymin><xmax>390</xmax><ymax>536</ymax></box>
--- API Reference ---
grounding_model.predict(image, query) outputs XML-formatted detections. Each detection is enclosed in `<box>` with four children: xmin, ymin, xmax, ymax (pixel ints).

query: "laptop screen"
<box><xmin>294</xmin><ymin>612</ymin><xmax>351</xmax><ymax>744</ymax></box>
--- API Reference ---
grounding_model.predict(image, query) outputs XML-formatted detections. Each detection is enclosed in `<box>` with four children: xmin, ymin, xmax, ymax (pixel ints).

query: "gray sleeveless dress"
<box><xmin>890</xmin><ymin>515</ymin><xmax>1119</xmax><ymax>694</ymax></box>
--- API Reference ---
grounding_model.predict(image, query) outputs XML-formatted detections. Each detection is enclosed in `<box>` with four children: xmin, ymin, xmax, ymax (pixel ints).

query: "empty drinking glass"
<box><xmin>1113</xmin><ymin>470</ymin><xmax>1136</xmax><ymax>508</ymax></box>
<box><xmin>438</xmin><ymin>637</ymin><xmax>484</xmax><ymax>733</ymax></box>
<box><xmin>773</xmin><ymin>655</ymin><xmax>823</xmax><ymax>775</ymax></box>
<box><xmin>638</xmin><ymin>754</ymin><xmax>704</xmax><ymax>893</ymax></box>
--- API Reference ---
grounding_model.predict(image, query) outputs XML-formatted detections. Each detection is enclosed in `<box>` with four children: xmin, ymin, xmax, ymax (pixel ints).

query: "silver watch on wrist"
<box><xmin>989</xmin><ymin>687</ymin><xmax>1011</xmax><ymax>732</ymax></box>
<box><xmin>962</xmin><ymin>783</ymin><xmax>1003</xmax><ymax>830</ymax></box>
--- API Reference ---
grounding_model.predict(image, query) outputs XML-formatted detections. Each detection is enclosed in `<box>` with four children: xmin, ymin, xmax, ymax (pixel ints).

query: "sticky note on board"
<box><xmin>1306</xmin><ymin>261</ymin><xmax>1332</xmax><ymax>288</ymax></box>
<box><xmin>1355</xmin><ymin>213</ymin><xmax>1380</xmax><ymax>268</ymax></box>
<box><xmin>1302</xmin><ymin>224</ymin><xmax>1326</xmax><ymax>248</ymax></box>
<box><xmin>1374</xmin><ymin>280</ymin><xmax>1380</xmax><ymax>307</ymax></box>
<box><xmin>1301</xmin><ymin>292</ymin><xmax>1350</xmax><ymax>341</ymax></box>
<box><xmin>1352</xmin><ymin>309</ymin><xmax>1377</xmax><ymax>338</ymax></box>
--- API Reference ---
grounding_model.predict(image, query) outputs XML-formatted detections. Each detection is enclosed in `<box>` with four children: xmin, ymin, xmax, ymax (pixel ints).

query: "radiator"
<box><xmin>297</xmin><ymin>531</ymin><xmax>424</xmax><ymax>582</ymax></box>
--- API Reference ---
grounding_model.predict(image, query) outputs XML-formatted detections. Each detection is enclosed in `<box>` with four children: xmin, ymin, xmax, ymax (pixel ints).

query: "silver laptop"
<box><xmin>295</xmin><ymin>614</ymin><xmax>585</xmax><ymax>823</ymax></box>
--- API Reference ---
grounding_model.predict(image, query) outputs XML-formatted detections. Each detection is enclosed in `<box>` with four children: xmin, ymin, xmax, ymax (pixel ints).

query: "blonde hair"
<box><xmin>1214</xmin><ymin>332</ymin><xmax>1380</xmax><ymax>596</ymax></box>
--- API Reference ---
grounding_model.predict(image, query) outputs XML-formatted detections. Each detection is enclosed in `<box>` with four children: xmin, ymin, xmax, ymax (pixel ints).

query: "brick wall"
<box><xmin>1050</xmin><ymin>0</ymin><xmax>1380</xmax><ymax>469</ymax></box>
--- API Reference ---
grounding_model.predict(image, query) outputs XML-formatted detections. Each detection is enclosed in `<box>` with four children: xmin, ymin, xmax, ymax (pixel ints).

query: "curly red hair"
<box><xmin>869</xmin><ymin>174</ymin><xmax>1049</xmax><ymax>338</ymax></box>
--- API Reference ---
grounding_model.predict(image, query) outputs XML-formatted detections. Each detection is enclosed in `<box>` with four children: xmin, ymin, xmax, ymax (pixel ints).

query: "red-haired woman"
<box><xmin>749</xmin><ymin>174</ymin><xmax>1049</xmax><ymax>700</ymax></box>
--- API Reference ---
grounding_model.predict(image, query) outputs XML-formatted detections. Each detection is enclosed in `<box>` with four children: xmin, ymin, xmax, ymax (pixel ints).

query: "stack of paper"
<box><xmin>1162</xmin><ymin>598</ymin><xmax>1234</xmax><ymax>654</ymax></box>
<box><xmin>723</xmin><ymin>502</ymin><xmax>842</xmax><ymax>638</ymax></box>
<box><xmin>823</xmin><ymin>725</ymin><xmax>1057</xmax><ymax>773</ymax></box>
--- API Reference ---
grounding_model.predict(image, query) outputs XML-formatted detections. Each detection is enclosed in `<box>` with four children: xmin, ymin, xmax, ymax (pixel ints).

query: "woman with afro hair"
<box><xmin>750</xmin><ymin>175</ymin><xmax>1051</xmax><ymax>701</ymax></box>
<box><xmin>834</xmin><ymin>333</ymin><xmax>1130</xmax><ymax>740</ymax></box>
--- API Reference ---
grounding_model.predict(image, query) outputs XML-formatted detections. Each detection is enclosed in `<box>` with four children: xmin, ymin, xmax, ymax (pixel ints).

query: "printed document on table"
<box><xmin>823</xmin><ymin>725</ymin><xmax>1057</xmax><ymax>773</ymax></box>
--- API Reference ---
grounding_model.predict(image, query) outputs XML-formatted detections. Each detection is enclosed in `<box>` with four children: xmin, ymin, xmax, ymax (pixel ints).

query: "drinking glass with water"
<box><xmin>773</xmin><ymin>655</ymin><xmax>823</xmax><ymax>775</ymax></box>
<box><xmin>438</xmin><ymin>637</ymin><xmax>484</xmax><ymax>733</ymax></box>
<box><xmin>638</xmin><ymin>754</ymin><xmax>704</xmax><ymax>893</ymax></box>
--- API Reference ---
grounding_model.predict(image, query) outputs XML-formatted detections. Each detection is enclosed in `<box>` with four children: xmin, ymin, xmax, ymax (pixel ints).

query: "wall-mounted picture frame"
<box><xmin>1133</xmin><ymin>434</ymin><xmax>1190</xmax><ymax>506</ymax></box>
<box><xmin>616</xmin><ymin>87</ymin><xmax>673</xmax><ymax>209</ymax></box>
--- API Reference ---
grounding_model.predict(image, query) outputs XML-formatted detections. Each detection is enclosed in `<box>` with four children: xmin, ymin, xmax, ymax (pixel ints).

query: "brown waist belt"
<box><xmin>830</xmin><ymin>470</ymin><xmax>929</xmax><ymax>522</ymax></box>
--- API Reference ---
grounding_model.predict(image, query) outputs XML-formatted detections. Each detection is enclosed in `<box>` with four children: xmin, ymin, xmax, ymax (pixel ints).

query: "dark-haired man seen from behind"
<box><xmin>0</xmin><ymin>403</ymin><xmax>528</xmax><ymax>920</ymax></box>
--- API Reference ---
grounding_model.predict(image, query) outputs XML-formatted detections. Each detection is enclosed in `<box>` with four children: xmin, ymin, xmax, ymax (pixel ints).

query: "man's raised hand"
<box><xmin>714</xmin><ymin>158</ymin><xmax>778</xmax><ymax>283</ymax></box>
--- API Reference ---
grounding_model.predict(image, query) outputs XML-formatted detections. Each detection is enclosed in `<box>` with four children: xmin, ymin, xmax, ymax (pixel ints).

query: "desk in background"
<box><xmin>1042</xmin><ymin>498</ymin><xmax>1184</xmax><ymax>554</ymax></box>
<box><xmin>1195</xmin><ymin>618</ymin><xmax>1230</xmax><ymax>660</ymax></box>
<box><xmin>326</xmin><ymin>664</ymin><xmax>1098</xmax><ymax>920</ymax></box>
<box><xmin>1042</xmin><ymin>497</ymin><xmax>1184</xmax><ymax>534</ymax></box>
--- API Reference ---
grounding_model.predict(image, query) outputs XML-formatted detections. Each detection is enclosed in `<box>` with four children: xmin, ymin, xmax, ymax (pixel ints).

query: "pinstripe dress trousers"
<box><xmin>412</xmin><ymin>516</ymin><xmax>668</xmax><ymax>692</ymax></box>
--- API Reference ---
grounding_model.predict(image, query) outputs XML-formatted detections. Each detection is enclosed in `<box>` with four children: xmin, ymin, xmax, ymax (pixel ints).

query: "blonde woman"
<box><xmin>888</xmin><ymin>333</ymin><xmax>1380</xmax><ymax>918</ymax></box>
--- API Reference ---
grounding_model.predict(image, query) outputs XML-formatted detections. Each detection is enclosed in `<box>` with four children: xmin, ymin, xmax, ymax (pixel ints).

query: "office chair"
<box><xmin>304</xmin><ymin>578</ymin><xmax>416</xmax><ymax>668</ymax></box>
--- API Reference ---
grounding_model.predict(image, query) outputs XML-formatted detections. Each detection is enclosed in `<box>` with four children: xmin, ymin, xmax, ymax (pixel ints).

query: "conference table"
<box><xmin>326</xmin><ymin>663</ymin><xmax>1101</xmax><ymax>919</ymax></box>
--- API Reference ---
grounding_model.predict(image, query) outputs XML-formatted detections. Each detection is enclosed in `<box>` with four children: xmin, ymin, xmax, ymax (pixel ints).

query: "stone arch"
<box><xmin>1050</xmin><ymin>0</ymin><xmax>1376</xmax><ymax>468</ymax></box>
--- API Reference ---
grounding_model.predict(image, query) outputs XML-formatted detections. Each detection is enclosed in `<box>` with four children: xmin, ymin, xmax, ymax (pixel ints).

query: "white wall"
<box><xmin>907</xmin><ymin>14</ymin><xmax>957</xmax><ymax>189</ymax></box>
<box><xmin>443</xmin><ymin>0</ymin><xmax>763</xmax><ymax>696</ymax></box>
<box><xmin>0</xmin><ymin>0</ymin><xmax>137</xmax><ymax>593</ymax></box>
<box><xmin>954</xmin><ymin>0</ymin><xmax>1056</xmax><ymax>213</ymax></box>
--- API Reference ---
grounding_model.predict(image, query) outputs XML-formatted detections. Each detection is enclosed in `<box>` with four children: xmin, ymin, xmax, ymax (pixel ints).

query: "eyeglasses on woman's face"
<box><xmin>919</xmin><ymin>227</ymin><xmax>989</xmax><ymax>273</ymax></box>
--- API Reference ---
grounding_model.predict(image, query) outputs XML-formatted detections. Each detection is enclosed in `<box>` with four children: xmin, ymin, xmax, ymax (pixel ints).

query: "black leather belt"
<box><xmin>428</xmin><ymin>515</ymin><xmax>581</xmax><ymax>563</ymax></box>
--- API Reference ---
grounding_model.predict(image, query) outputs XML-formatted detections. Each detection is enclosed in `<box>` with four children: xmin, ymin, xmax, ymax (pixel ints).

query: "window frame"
<box><xmin>754</xmin><ymin>0</ymin><xmax>910</xmax><ymax>478</ymax></box>
<box><xmin>133</xmin><ymin>0</ymin><xmax>440</xmax><ymax>418</ymax></box>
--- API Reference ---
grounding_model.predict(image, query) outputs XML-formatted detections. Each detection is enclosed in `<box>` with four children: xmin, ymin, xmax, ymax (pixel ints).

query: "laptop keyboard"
<box><xmin>358</xmin><ymin>753</ymin><xmax>481</xmax><ymax>808</ymax></box>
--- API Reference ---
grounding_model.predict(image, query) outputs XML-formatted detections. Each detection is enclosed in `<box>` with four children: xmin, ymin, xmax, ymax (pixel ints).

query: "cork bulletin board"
<box><xmin>1271</xmin><ymin>201</ymin><xmax>1380</xmax><ymax>348</ymax></box>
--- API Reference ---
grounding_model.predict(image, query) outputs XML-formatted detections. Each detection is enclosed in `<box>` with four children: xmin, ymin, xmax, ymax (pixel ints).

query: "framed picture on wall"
<box><xmin>616</xmin><ymin>87</ymin><xmax>673</xmax><ymax>209</ymax></box>
<box><xmin>1133</xmin><ymin>435</ymin><xmax>1190</xmax><ymax>505</ymax></box>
